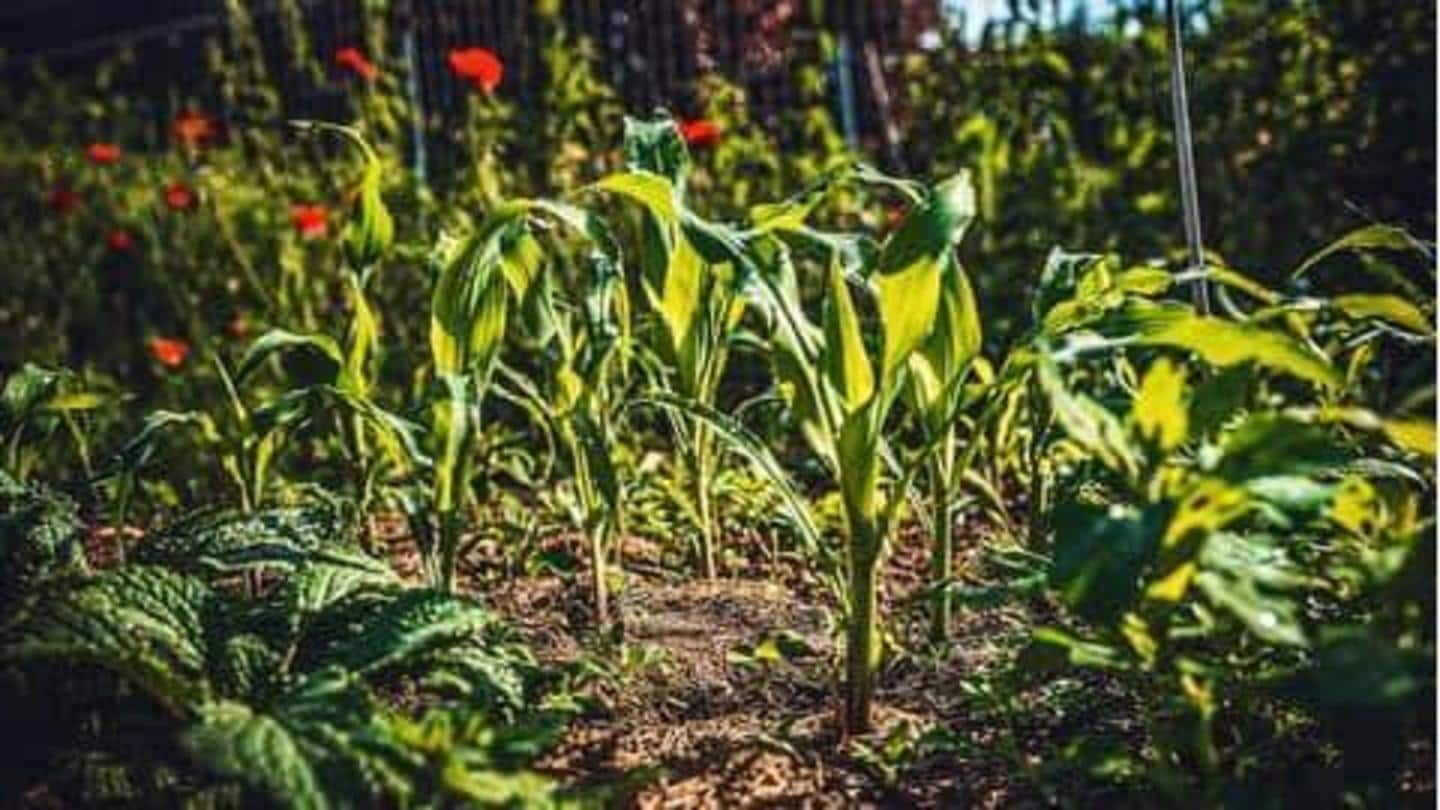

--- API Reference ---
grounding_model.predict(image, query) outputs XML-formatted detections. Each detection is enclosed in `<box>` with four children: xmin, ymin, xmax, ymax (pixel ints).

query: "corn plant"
<box><xmin>585</xmin><ymin>117</ymin><xmax>751</xmax><ymax>579</ymax></box>
<box><xmin>652</xmin><ymin>167</ymin><xmax>981</xmax><ymax>733</ymax></box>
<box><xmin>423</xmin><ymin>197</ymin><xmax>619</xmax><ymax>594</ymax></box>
<box><xmin>492</xmin><ymin>231</ymin><xmax>630</xmax><ymax>624</ymax></box>
<box><xmin>769</xmin><ymin>172</ymin><xmax>980</xmax><ymax>732</ymax></box>
<box><xmin>896</xmin><ymin>246</ymin><xmax>991</xmax><ymax>643</ymax></box>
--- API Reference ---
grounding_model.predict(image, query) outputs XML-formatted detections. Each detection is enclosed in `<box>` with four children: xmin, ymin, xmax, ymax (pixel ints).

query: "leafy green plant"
<box><xmin>1</xmin><ymin>364</ymin><xmax>109</xmax><ymax>481</ymax></box>
<box><xmin>0</xmin><ymin>489</ymin><xmax>569</xmax><ymax>808</ymax></box>
<box><xmin>1005</xmin><ymin>226</ymin><xmax>1434</xmax><ymax>801</ymax></box>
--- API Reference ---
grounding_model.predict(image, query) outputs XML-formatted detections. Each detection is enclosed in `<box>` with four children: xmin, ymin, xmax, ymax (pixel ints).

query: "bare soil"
<box><xmin>480</xmin><ymin>525</ymin><xmax>1081</xmax><ymax>809</ymax></box>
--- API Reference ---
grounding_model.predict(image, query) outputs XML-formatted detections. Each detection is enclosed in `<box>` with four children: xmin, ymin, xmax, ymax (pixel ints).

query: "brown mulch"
<box><xmin>480</xmin><ymin>526</ymin><xmax>1072</xmax><ymax>809</ymax></box>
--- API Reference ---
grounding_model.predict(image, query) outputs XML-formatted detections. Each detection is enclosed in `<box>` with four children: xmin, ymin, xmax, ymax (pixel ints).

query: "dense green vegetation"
<box><xmin>0</xmin><ymin>1</ymin><xmax>1433</xmax><ymax>806</ymax></box>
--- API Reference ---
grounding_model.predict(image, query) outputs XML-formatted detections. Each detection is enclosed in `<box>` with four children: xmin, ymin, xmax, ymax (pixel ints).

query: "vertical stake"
<box><xmin>403</xmin><ymin>25</ymin><xmax>428</xmax><ymax>185</ymax></box>
<box><xmin>835</xmin><ymin>33</ymin><xmax>859</xmax><ymax>150</ymax></box>
<box><xmin>1166</xmin><ymin>0</ymin><xmax>1210</xmax><ymax>314</ymax></box>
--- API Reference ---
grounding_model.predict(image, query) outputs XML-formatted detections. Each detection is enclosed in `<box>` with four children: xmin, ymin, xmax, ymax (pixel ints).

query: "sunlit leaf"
<box><xmin>1293</xmin><ymin>224</ymin><xmax>1425</xmax><ymax>280</ymax></box>
<box><xmin>1132</xmin><ymin>357</ymin><xmax>1189</xmax><ymax>451</ymax></box>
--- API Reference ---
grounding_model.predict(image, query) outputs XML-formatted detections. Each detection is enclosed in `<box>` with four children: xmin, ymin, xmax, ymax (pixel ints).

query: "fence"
<box><xmin>0</xmin><ymin>1</ymin><xmax>1174</xmax><ymax>157</ymax></box>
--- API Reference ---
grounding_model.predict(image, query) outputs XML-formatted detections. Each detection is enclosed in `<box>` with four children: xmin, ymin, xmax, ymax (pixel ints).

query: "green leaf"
<box><xmin>1332</xmin><ymin>294</ymin><xmax>1433</xmax><ymax>335</ymax></box>
<box><xmin>821</xmin><ymin>261</ymin><xmax>875</xmax><ymax>413</ymax></box>
<box><xmin>293</xmin><ymin>121</ymin><xmax>394</xmax><ymax>273</ymax></box>
<box><xmin>104</xmin><ymin>410</ymin><xmax>219</xmax><ymax>478</ymax></box>
<box><xmin>430</xmin><ymin>225</ymin><xmax>514</xmax><ymax>380</ymax></box>
<box><xmin>1188</xmin><ymin>363</ymin><xmax>1252</xmax><ymax>437</ymax></box>
<box><xmin>622</xmin><ymin>115</ymin><xmax>689</xmax><ymax>190</ymax></box>
<box><xmin>343</xmin><ymin>148</ymin><xmax>394</xmax><ymax>273</ymax></box>
<box><xmin>1194</xmin><ymin>533</ymin><xmax>1307</xmax><ymax>647</ymax></box>
<box><xmin>298</xmin><ymin>589</ymin><xmax>522</xmax><ymax>707</ymax></box>
<box><xmin>1137</xmin><ymin>315</ymin><xmax>1341</xmax><ymax>390</ymax></box>
<box><xmin>873</xmin><ymin>172</ymin><xmax>976</xmax><ymax>384</ymax></box>
<box><xmin>1</xmin><ymin>364</ymin><xmax>105</xmax><ymax>430</ymax></box>
<box><xmin>589</xmin><ymin>171</ymin><xmax>679</xmax><ymax>224</ymax></box>
<box><xmin>185</xmin><ymin>700</ymin><xmax>327</xmax><ymax>810</ymax></box>
<box><xmin>1292</xmin><ymin>224</ymin><xmax>1424</xmax><ymax>279</ymax></box>
<box><xmin>1131</xmin><ymin>357</ymin><xmax>1189</xmax><ymax>451</ymax></box>
<box><xmin>1037</xmin><ymin>355</ymin><xmax>1140</xmax><ymax>480</ymax></box>
<box><xmin>1213</xmin><ymin>415</ymin><xmax>1345</xmax><ymax>482</ymax></box>
<box><xmin>1047</xmin><ymin>501</ymin><xmax>1162</xmax><ymax>623</ymax></box>
<box><xmin>0</xmin><ymin>475</ymin><xmax>87</xmax><ymax>605</ymax></box>
<box><xmin>1018</xmin><ymin>627</ymin><xmax>1130</xmax><ymax>675</ymax></box>
<box><xmin>1031</xmin><ymin>249</ymin><xmax>1108</xmax><ymax>326</ymax></box>
<box><xmin>137</xmin><ymin>500</ymin><xmax>361</xmax><ymax>573</ymax></box>
<box><xmin>237</xmin><ymin>330</ymin><xmax>344</xmax><ymax>385</ymax></box>
<box><xmin>1</xmin><ymin>566</ymin><xmax>214</xmax><ymax>712</ymax></box>
<box><xmin>1381</xmin><ymin>418</ymin><xmax>1437</xmax><ymax>459</ymax></box>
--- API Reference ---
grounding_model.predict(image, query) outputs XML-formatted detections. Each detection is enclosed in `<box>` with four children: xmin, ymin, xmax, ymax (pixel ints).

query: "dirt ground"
<box><xmin>480</xmin><ymin>526</ymin><xmax>1094</xmax><ymax>809</ymax></box>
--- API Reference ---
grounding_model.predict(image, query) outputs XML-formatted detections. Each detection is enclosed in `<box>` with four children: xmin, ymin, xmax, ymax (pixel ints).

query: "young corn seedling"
<box><xmin>218</xmin><ymin>124</ymin><xmax>415</xmax><ymax>530</ymax></box>
<box><xmin>493</xmin><ymin>231</ymin><xmax>630</xmax><ymax>624</ymax></box>
<box><xmin>586</xmin><ymin>116</ymin><xmax>749</xmax><ymax>579</ymax></box>
<box><xmin>769</xmin><ymin>172</ymin><xmax>978</xmax><ymax>733</ymax></box>
<box><xmin>424</xmin><ymin>197</ymin><xmax>620</xmax><ymax>595</ymax></box>
<box><xmin>898</xmin><ymin>245</ymin><xmax>989</xmax><ymax>643</ymax></box>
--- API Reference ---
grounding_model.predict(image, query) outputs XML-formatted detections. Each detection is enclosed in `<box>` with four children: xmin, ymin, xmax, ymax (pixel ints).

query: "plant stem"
<box><xmin>928</xmin><ymin>447</ymin><xmax>955</xmax><ymax>644</ymax></box>
<box><xmin>694</xmin><ymin>432</ymin><xmax>717</xmax><ymax>579</ymax></box>
<box><xmin>589</xmin><ymin>520</ymin><xmax>610</xmax><ymax>626</ymax></box>
<box><xmin>437</xmin><ymin>509</ymin><xmax>460</xmax><ymax>593</ymax></box>
<box><xmin>845</xmin><ymin>530</ymin><xmax>881</xmax><ymax>735</ymax></box>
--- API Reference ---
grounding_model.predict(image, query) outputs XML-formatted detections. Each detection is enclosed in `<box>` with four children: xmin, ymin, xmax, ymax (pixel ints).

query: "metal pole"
<box><xmin>835</xmin><ymin>33</ymin><xmax>859</xmax><ymax>150</ymax></box>
<box><xmin>403</xmin><ymin>25</ymin><xmax>428</xmax><ymax>185</ymax></box>
<box><xmin>1165</xmin><ymin>0</ymin><xmax>1210</xmax><ymax>314</ymax></box>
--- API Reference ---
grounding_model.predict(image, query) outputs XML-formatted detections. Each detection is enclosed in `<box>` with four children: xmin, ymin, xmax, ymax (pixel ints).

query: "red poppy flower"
<box><xmin>448</xmin><ymin>47</ymin><xmax>503</xmax><ymax>93</ymax></box>
<box><xmin>290</xmin><ymin>204</ymin><xmax>328</xmax><ymax>239</ymax></box>
<box><xmin>172</xmin><ymin>111</ymin><xmax>216</xmax><ymax>148</ymax></box>
<box><xmin>164</xmin><ymin>181</ymin><xmax>196</xmax><ymax>212</ymax></box>
<box><xmin>226</xmin><ymin>314</ymin><xmax>252</xmax><ymax>340</ymax></box>
<box><xmin>149</xmin><ymin>337</ymin><xmax>190</xmax><ymax>369</ymax></box>
<box><xmin>86</xmin><ymin>143</ymin><xmax>121</xmax><ymax>165</ymax></box>
<box><xmin>47</xmin><ymin>187</ymin><xmax>80</xmax><ymax>215</ymax></box>
<box><xmin>106</xmin><ymin>229</ymin><xmax>135</xmax><ymax>252</ymax></box>
<box><xmin>883</xmin><ymin>204</ymin><xmax>905</xmax><ymax>232</ymax></box>
<box><xmin>678</xmin><ymin>118</ymin><xmax>722</xmax><ymax>149</ymax></box>
<box><xmin>335</xmin><ymin>46</ymin><xmax>378</xmax><ymax>81</ymax></box>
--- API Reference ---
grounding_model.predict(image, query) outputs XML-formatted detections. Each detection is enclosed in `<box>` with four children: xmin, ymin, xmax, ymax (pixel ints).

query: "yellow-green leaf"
<box><xmin>1293</xmin><ymin>224</ymin><xmax>1420</xmax><ymax>279</ymax></box>
<box><xmin>821</xmin><ymin>262</ymin><xmax>874</xmax><ymax>414</ymax></box>
<box><xmin>1138</xmin><ymin>315</ymin><xmax>1341</xmax><ymax>390</ymax></box>
<box><xmin>873</xmin><ymin>172</ymin><xmax>976</xmax><ymax>384</ymax></box>
<box><xmin>1132</xmin><ymin>358</ymin><xmax>1189</xmax><ymax>451</ymax></box>
<box><xmin>589</xmin><ymin>171</ymin><xmax>679</xmax><ymax>224</ymax></box>
<box><xmin>1333</xmin><ymin>294</ymin><xmax>1433</xmax><ymax>335</ymax></box>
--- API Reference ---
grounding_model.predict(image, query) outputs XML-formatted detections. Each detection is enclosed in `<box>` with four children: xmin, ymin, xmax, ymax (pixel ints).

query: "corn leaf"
<box><xmin>873</xmin><ymin>172</ymin><xmax>976</xmax><ymax>384</ymax></box>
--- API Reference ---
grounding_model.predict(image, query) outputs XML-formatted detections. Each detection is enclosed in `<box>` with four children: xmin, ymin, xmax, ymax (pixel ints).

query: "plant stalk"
<box><xmin>589</xmin><ymin>520</ymin><xmax>610</xmax><ymax>626</ymax></box>
<box><xmin>693</xmin><ymin>431</ymin><xmax>717</xmax><ymax>579</ymax></box>
<box><xmin>844</xmin><ymin>542</ymin><xmax>881</xmax><ymax>735</ymax></box>
<box><xmin>927</xmin><ymin>444</ymin><xmax>955</xmax><ymax>643</ymax></box>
